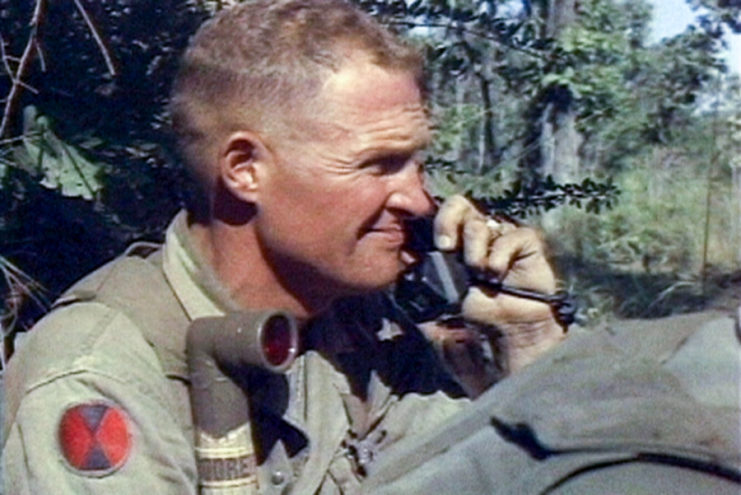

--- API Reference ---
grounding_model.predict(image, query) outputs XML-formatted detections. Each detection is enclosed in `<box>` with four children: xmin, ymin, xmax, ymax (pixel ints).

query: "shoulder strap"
<box><xmin>56</xmin><ymin>242</ymin><xmax>191</xmax><ymax>380</ymax></box>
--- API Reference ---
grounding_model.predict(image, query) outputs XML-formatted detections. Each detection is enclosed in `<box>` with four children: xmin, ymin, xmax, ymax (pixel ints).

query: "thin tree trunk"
<box><xmin>455</xmin><ymin>74</ymin><xmax>466</xmax><ymax>166</ymax></box>
<box><xmin>732</xmin><ymin>114</ymin><xmax>741</xmax><ymax>267</ymax></box>
<box><xmin>531</xmin><ymin>0</ymin><xmax>582</xmax><ymax>231</ymax></box>
<box><xmin>477</xmin><ymin>73</ymin><xmax>497</xmax><ymax>174</ymax></box>
<box><xmin>520</xmin><ymin>0</ymin><xmax>582</xmax><ymax>184</ymax></box>
<box><xmin>540</xmin><ymin>0</ymin><xmax>581</xmax><ymax>183</ymax></box>
<box><xmin>545</xmin><ymin>0</ymin><xmax>576</xmax><ymax>37</ymax></box>
<box><xmin>732</xmin><ymin>158</ymin><xmax>741</xmax><ymax>267</ymax></box>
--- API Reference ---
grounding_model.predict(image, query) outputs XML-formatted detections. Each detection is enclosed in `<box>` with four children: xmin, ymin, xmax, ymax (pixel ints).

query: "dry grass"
<box><xmin>547</xmin><ymin>150</ymin><xmax>739</xmax><ymax>323</ymax></box>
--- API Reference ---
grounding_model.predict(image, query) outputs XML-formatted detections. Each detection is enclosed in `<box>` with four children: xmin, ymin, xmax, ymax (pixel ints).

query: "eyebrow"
<box><xmin>354</xmin><ymin>139</ymin><xmax>429</xmax><ymax>164</ymax></box>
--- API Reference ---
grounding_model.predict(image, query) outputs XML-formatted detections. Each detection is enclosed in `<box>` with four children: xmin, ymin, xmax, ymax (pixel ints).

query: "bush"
<box><xmin>550</xmin><ymin>148</ymin><xmax>738</xmax><ymax>321</ymax></box>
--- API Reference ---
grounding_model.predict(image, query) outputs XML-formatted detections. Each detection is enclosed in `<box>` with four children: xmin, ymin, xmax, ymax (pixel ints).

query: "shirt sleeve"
<box><xmin>2</xmin><ymin>303</ymin><xmax>198</xmax><ymax>495</ymax></box>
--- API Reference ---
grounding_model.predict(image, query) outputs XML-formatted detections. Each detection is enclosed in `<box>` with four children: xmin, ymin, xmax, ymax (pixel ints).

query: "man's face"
<box><xmin>254</xmin><ymin>55</ymin><xmax>434</xmax><ymax>304</ymax></box>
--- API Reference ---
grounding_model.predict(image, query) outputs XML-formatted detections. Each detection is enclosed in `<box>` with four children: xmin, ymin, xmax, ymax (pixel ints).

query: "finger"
<box><xmin>487</xmin><ymin>216</ymin><xmax>517</xmax><ymax>235</ymax></box>
<box><xmin>492</xmin><ymin>211</ymin><xmax>521</xmax><ymax>229</ymax></box>
<box><xmin>462</xmin><ymin>218</ymin><xmax>490</xmax><ymax>270</ymax></box>
<box><xmin>483</xmin><ymin>218</ymin><xmax>514</xmax><ymax>247</ymax></box>
<box><xmin>487</xmin><ymin>227</ymin><xmax>547</xmax><ymax>283</ymax></box>
<box><xmin>462</xmin><ymin>287</ymin><xmax>552</xmax><ymax>325</ymax></box>
<box><xmin>433</xmin><ymin>195</ymin><xmax>482</xmax><ymax>251</ymax></box>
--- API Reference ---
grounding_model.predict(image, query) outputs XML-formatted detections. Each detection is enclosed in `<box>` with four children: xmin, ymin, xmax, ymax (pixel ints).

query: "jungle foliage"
<box><xmin>1</xmin><ymin>0</ymin><xmax>740</xmax><ymax>353</ymax></box>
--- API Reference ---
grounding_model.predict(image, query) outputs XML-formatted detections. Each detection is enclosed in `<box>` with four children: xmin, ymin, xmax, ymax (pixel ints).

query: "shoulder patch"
<box><xmin>58</xmin><ymin>402</ymin><xmax>132</xmax><ymax>475</ymax></box>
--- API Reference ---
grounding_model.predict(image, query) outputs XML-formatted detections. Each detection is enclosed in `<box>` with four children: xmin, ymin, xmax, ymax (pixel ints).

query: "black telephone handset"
<box><xmin>391</xmin><ymin>217</ymin><xmax>576</xmax><ymax>326</ymax></box>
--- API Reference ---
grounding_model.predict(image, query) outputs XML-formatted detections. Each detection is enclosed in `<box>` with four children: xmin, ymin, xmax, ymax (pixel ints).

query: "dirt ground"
<box><xmin>706</xmin><ymin>269</ymin><xmax>741</xmax><ymax>313</ymax></box>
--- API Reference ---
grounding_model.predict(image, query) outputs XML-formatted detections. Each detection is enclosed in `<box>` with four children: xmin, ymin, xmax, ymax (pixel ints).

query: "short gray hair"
<box><xmin>170</xmin><ymin>0</ymin><xmax>424</xmax><ymax>207</ymax></box>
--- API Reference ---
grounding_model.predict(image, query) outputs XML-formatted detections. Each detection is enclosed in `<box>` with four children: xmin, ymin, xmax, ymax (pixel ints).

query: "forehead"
<box><xmin>309</xmin><ymin>56</ymin><xmax>431</xmax><ymax>151</ymax></box>
<box><xmin>324</xmin><ymin>56</ymin><xmax>422</xmax><ymax>107</ymax></box>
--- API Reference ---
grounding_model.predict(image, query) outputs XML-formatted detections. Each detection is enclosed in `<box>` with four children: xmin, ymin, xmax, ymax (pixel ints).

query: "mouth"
<box><xmin>360</xmin><ymin>221</ymin><xmax>421</xmax><ymax>271</ymax></box>
<box><xmin>358</xmin><ymin>210</ymin><xmax>405</xmax><ymax>243</ymax></box>
<box><xmin>365</xmin><ymin>226</ymin><xmax>405</xmax><ymax>245</ymax></box>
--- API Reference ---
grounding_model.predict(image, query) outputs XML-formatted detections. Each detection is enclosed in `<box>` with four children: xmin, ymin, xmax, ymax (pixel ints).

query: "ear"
<box><xmin>218</xmin><ymin>131</ymin><xmax>273</xmax><ymax>203</ymax></box>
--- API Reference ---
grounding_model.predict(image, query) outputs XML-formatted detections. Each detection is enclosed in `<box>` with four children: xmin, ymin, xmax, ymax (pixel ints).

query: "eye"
<box><xmin>361</xmin><ymin>155</ymin><xmax>405</xmax><ymax>175</ymax></box>
<box><xmin>361</xmin><ymin>152</ymin><xmax>425</xmax><ymax>176</ymax></box>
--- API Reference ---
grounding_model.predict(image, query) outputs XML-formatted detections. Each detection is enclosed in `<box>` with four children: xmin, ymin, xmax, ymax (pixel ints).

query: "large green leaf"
<box><xmin>14</xmin><ymin>106</ymin><xmax>103</xmax><ymax>201</ymax></box>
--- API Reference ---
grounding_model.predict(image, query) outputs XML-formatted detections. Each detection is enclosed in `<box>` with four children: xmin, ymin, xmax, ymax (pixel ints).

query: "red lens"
<box><xmin>261</xmin><ymin>315</ymin><xmax>294</xmax><ymax>367</ymax></box>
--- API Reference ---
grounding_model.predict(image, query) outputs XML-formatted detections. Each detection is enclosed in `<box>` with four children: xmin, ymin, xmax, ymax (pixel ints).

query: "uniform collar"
<box><xmin>162</xmin><ymin>210</ymin><xmax>239</xmax><ymax>320</ymax></box>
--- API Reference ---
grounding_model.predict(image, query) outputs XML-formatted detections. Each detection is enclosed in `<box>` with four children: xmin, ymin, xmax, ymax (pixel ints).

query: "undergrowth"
<box><xmin>547</xmin><ymin>155</ymin><xmax>739</xmax><ymax>323</ymax></box>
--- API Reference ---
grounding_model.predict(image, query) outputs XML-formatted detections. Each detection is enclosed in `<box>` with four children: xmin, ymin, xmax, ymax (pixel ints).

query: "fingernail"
<box><xmin>436</xmin><ymin>234</ymin><xmax>453</xmax><ymax>250</ymax></box>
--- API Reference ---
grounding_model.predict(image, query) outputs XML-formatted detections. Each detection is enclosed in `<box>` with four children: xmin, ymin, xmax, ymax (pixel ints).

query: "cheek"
<box><xmin>259</xmin><ymin>165</ymin><xmax>396</xmax><ymax>256</ymax></box>
<box><xmin>256</xmin><ymin>181</ymin><xmax>352</xmax><ymax>258</ymax></box>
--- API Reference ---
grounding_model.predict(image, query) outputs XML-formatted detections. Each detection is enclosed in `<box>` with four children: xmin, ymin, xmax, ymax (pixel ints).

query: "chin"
<box><xmin>316</xmin><ymin>252</ymin><xmax>406</xmax><ymax>297</ymax></box>
<box><xmin>348</xmin><ymin>261</ymin><xmax>404</xmax><ymax>293</ymax></box>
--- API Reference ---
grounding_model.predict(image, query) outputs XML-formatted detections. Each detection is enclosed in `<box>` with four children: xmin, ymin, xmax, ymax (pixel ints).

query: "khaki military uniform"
<box><xmin>2</xmin><ymin>212</ymin><xmax>467</xmax><ymax>494</ymax></box>
<box><xmin>362</xmin><ymin>311</ymin><xmax>741</xmax><ymax>494</ymax></box>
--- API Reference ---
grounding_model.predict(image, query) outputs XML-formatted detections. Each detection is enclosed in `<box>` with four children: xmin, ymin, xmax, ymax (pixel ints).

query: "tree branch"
<box><xmin>0</xmin><ymin>35</ymin><xmax>14</xmax><ymax>81</ymax></box>
<box><xmin>34</xmin><ymin>38</ymin><xmax>47</xmax><ymax>72</ymax></box>
<box><xmin>0</xmin><ymin>0</ymin><xmax>46</xmax><ymax>138</ymax></box>
<box><xmin>72</xmin><ymin>0</ymin><xmax>117</xmax><ymax>77</ymax></box>
<box><xmin>385</xmin><ymin>19</ymin><xmax>547</xmax><ymax>60</ymax></box>
<box><xmin>0</xmin><ymin>35</ymin><xmax>38</xmax><ymax>95</ymax></box>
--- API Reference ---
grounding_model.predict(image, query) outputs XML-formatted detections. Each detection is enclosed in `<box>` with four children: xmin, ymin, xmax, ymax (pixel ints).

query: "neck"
<box><xmin>188</xmin><ymin>218</ymin><xmax>334</xmax><ymax>323</ymax></box>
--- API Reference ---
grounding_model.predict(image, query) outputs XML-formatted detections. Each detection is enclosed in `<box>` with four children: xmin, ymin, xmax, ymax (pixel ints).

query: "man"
<box><xmin>2</xmin><ymin>1</ymin><xmax>565</xmax><ymax>493</ymax></box>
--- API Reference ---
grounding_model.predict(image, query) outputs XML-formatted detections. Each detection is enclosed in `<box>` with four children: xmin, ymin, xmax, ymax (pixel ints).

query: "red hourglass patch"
<box><xmin>58</xmin><ymin>402</ymin><xmax>132</xmax><ymax>474</ymax></box>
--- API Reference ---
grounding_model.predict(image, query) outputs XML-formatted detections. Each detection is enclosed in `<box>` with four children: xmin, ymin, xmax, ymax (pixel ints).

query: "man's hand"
<box><xmin>433</xmin><ymin>195</ymin><xmax>566</xmax><ymax>374</ymax></box>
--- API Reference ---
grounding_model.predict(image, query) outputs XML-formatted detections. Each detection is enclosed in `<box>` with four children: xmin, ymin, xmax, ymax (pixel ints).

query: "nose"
<box><xmin>386</xmin><ymin>161</ymin><xmax>436</xmax><ymax>218</ymax></box>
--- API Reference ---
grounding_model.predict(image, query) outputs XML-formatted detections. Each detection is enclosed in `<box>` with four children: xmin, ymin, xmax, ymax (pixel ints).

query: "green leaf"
<box><xmin>18</xmin><ymin>106</ymin><xmax>103</xmax><ymax>201</ymax></box>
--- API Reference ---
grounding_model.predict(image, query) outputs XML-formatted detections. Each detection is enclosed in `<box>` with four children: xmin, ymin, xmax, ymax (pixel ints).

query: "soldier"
<box><xmin>1</xmin><ymin>1</ymin><xmax>565</xmax><ymax>493</ymax></box>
